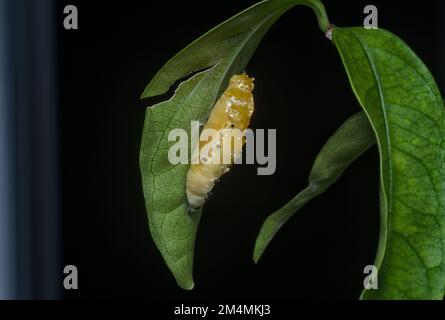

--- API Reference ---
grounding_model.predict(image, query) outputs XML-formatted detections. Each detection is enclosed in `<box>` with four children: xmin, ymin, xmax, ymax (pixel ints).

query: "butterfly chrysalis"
<box><xmin>186</xmin><ymin>73</ymin><xmax>255</xmax><ymax>210</ymax></box>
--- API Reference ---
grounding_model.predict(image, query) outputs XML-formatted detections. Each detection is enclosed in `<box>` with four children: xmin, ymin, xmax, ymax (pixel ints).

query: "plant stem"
<box><xmin>304</xmin><ymin>0</ymin><xmax>330</xmax><ymax>33</ymax></box>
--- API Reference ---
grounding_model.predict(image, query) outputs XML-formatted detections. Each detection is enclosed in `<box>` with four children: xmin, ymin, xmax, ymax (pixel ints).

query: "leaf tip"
<box><xmin>172</xmin><ymin>266</ymin><xmax>196</xmax><ymax>290</ymax></box>
<box><xmin>177</xmin><ymin>279</ymin><xmax>195</xmax><ymax>291</ymax></box>
<box><xmin>253</xmin><ymin>236</ymin><xmax>267</xmax><ymax>264</ymax></box>
<box><xmin>252</xmin><ymin>250</ymin><xmax>262</xmax><ymax>265</ymax></box>
<box><xmin>140</xmin><ymin>84</ymin><xmax>162</xmax><ymax>100</ymax></box>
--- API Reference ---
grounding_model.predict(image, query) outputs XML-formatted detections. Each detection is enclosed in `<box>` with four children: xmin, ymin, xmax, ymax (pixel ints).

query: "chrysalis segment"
<box><xmin>186</xmin><ymin>73</ymin><xmax>255</xmax><ymax>209</ymax></box>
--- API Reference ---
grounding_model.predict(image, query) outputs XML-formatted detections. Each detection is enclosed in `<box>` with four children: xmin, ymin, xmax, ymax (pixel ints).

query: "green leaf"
<box><xmin>334</xmin><ymin>27</ymin><xmax>445</xmax><ymax>299</ymax></box>
<box><xmin>253</xmin><ymin>112</ymin><xmax>375</xmax><ymax>263</ymax></box>
<box><xmin>140</xmin><ymin>0</ymin><xmax>329</xmax><ymax>289</ymax></box>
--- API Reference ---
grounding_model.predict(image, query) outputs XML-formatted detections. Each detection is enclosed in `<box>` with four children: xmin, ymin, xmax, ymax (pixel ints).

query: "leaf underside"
<box><xmin>334</xmin><ymin>27</ymin><xmax>445</xmax><ymax>300</ymax></box>
<box><xmin>139</xmin><ymin>0</ymin><xmax>325</xmax><ymax>289</ymax></box>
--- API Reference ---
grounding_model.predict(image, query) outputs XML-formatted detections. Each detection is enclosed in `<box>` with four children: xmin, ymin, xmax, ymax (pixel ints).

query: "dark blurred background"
<box><xmin>1</xmin><ymin>0</ymin><xmax>444</xmax><ymax>299</ymax></box>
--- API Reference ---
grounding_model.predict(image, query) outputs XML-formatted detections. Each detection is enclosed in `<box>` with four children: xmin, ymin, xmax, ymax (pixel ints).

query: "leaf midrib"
<box><xmin>348</xmin><ymin>29</ymin><xmax>392</xmax><ymax>277</ymax></box>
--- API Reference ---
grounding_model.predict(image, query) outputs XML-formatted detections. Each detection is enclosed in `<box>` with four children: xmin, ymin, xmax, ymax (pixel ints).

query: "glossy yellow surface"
<box><xmin>186</xmin><ymin>73</ymin><xmax>255</xmax><ymax>209</ymax></box>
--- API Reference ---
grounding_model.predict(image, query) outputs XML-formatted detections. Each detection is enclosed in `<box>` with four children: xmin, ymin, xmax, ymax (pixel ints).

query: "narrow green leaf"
<box><xmin>254</xmin><ymin>112</ymin><xmax>375</xmax><ymax>263</ymax></box>
<box><xmin>140</xmin><ymin>0</ymin><xmax>329</xmax><ymax>289</ymax></box>
<box><xmin>334</xmin><ymin>27</ymin><xmax>445</xmax><ymax>299</ymax></box>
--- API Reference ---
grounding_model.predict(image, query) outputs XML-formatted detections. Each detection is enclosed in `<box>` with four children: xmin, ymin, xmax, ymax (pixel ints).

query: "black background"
<box><xmin>58</xmin><ymin>0</ymin><xmax>445</xmax><ymax>299</ymax></box>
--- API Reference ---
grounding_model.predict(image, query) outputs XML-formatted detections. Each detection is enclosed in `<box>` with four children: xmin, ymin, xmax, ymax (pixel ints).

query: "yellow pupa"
<box><xmin>186</xmin><ymin>73</ymin><xmax>255</xmax><ymax>209</ymax></box>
